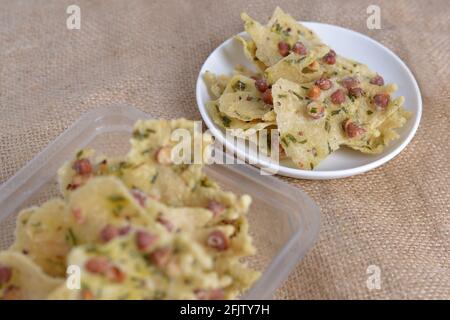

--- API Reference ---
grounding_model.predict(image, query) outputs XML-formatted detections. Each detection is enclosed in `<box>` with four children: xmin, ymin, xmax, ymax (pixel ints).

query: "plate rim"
<box><xmin>196</xmin><ymin>21</ymin><xmax>422</xmax><ymax>180</ymax></box>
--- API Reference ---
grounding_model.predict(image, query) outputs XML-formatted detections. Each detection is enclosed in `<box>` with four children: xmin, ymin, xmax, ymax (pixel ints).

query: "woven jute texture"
<box><xmin>0</xmin><ymin>0</ymin><xmax>449</xmax><ymax>299</ymax></box>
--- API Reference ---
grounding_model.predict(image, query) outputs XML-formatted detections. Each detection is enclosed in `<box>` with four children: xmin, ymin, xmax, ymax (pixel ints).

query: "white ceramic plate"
<box><xmin>196</xmin><ymin>22</ymin><xmax>422</xmax><ymax>179</ymax></box>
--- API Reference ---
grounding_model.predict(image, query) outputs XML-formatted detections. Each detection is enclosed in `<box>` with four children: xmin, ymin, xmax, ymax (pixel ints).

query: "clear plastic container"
<box><xmin>0</xmin><ymin>105</ymin><xmax>320</xmax><ymax>299</ymax></box>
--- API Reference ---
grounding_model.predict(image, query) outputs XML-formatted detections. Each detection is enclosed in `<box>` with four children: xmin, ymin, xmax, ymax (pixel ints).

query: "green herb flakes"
<box><xmin>200</xmin><ymin>177</ymin><xmax>214</xmax><ymax>188</ymax></box>
<box><xmin>324</xmin><ymin>120</ymin><xmax>331</xmax><ymax>132</ymax></box>
<box><xmin>132</xmin><ymin>128</ymin><xmax>155</xmax><ymax>140</ymax></box>
<box><xmin>331</xmin><ymin>109</ymin><xmax>341</xmax><ymax>116</ymax></box>
<box><xmin>292</xmin><ymin>92</ymin><xmax>303</xmax><ymax>100</ymax></box>
<box><xmin>108</xmin><ymin>194</ymin><xmax>126</xmax><ymax>202</ymax></box>
<box><xmin>112</xmin><ymin>204</ymin><xmax>124</xmax><ymax>217</ymax></box>
<box><xmin>285</xmin><ymin>133</ymin><xmax>297</xmax><ymax>143</ymax></box>
<box><xmin>76</xmin><ymin>150</ymin><xmax>84</xmax><ymax>159</ymax></box>
<box><xmin>222</xmin><ymin>116</ymin><xmax>231</xmax><ymax>128</ymax></box>
<box><xmin>67</xmin><ymin>228</ymin><xmax>77</xmax><ymax>246</ymax></box>
<box><xmin>232</xmin><ymin>80</ymin><xmax>246</xmax><ymax>91</ymax></box>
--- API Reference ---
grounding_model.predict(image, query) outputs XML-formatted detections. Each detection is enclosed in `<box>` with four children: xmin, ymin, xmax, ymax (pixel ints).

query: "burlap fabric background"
<box><xmin>0</xmin><ymin>0</ymin><xmax>448</xmax><ymax>299</ymax></box>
